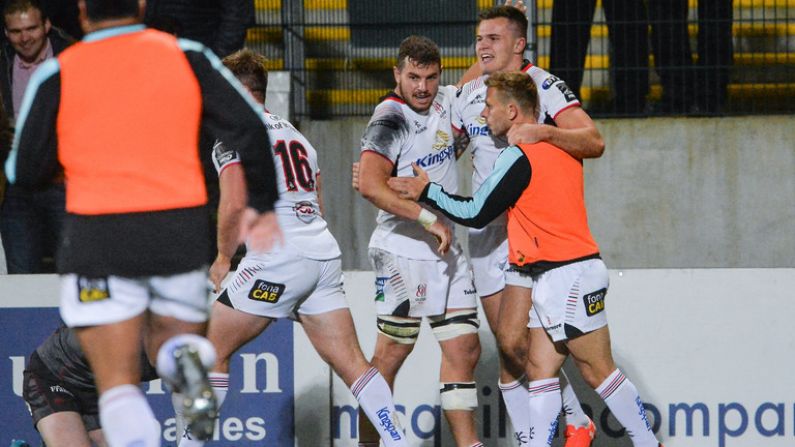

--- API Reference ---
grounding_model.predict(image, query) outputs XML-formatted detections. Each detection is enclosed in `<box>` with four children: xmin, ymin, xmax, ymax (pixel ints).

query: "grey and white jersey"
<box><xmin>360</xmin><ymin>86</ymin><xmax>459</xmax><ymax>260</ymax></box>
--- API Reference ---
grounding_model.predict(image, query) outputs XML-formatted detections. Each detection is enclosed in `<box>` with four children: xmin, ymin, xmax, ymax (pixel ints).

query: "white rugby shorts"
<box><xmin>60</xmin><ymin>268</ymin><xmax>210</xmax><ymax>327</ymax></box>
<box><xmin>468</xmin><ymin>225</ymin><xmax>508</xmax><ymax>298</ymax></box>
<box><xmin>508</xmin><ymin>259</ymin><xmax>609</xmax><ymax>342</ymax></box>
<box><xmin>219</xmin><ymin>250</ymin><xmax>347</xmax><ymax>320</ymax></box>
<box><xmin>368</xmin><ymin>244</ymin><xmax>477</xmax><ymax>318</ymax></box>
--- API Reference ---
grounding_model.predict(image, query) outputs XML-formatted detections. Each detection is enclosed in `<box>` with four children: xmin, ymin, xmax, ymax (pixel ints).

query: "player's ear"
<box><xmin>514</xmin><ymin>36</ymin><xmax>527</xmax><ymax>55</ymax></box>
<box><xmin>393</xmin><ymin>66</ymin><xmax>401</xmax><ymax>84</ymax></box>
<box><xmin>508</xmin><ymin>102</ymin><xmax>519</xmax><ymax>120</ymax></box>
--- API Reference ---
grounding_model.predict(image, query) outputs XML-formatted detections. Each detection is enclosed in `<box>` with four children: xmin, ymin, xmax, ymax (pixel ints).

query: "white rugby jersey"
<box><xmin>360</xmin><ymin>86</ymin><xmax>459</xmax><ymax>260</ymax></box>
<box><xmin>212</xmin><ymin>112</ymin><xmax>341</xmax><ymax>260</ymax></box>
<box><xmin>453</xmin><ymin>61</ymin><xmax>580</xmax><ymax>226</ymax></box>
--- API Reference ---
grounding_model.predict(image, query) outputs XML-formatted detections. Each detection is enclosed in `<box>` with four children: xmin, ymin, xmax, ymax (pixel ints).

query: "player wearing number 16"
<box><xmin>173</xmin><ymin>49</ymin><xmax>407</xmax><ymax>446</ymax></box>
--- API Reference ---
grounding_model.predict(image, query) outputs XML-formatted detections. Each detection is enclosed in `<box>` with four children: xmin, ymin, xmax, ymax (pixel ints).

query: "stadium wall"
<box><xmin>300</xmin><ymin>115</ymin><xmax>795</xmax><ymax>270</ymax></box>
<box><xmin>2</xmin><ymin>269</ymin><xmax>793</xmax><ymax>446</ymax></box>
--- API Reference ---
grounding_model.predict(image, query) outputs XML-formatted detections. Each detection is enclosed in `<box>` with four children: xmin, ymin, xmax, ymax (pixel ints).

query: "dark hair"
<box><xmin>222</xmin><ymin>49</ymin><xmax>269</xmax><ymax>98</ymax></box>
<box><xmin>83</xmin><ymin>0</ymin><xmax>139</xmax><ymax>22</ymax></box>
<box><xmin>485</xmin><ymin>71</ymin><xmax>538</xmax><ymax>118</ymax></box>
<box><xmin>396</xmin><ymin>35</ymin><xmax>441</xmax><ymax>70</ymax></box>
<box><xmin>3</xmin><ymin>0</ymin><xmax>47</xmax><ymax>21</ymax></box>
<box><xmin>477</xmin><ymin>5</ymin><xmax>528</xmax><ymax>38</ymax></box>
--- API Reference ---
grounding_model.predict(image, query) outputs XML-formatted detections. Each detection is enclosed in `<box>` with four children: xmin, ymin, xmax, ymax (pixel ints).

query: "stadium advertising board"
<box><xmin>2</xmin><ymin>269</ymin><xmax>793</xmax><ymax>446</ymax></box>
<box><xmin>332</xmin><ymin>270</ymin><xmax>795</xmax><ymax>447</ymax></box>
<box><xmin>0</xmin><ymin>276</ymin><xmax>294</xmax><ymax>446</ymax></box>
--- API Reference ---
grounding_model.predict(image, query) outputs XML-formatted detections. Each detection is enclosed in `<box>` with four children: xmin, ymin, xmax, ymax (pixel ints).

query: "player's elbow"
<box><xmin>589</xmin><ymin>131</ymin><xmax>605</xmax><ymax>158</ymax></box>
<box><xmin>357</xmin><ymin>178</ymin><xmax>380</xmax><ymax>202</ymax></box>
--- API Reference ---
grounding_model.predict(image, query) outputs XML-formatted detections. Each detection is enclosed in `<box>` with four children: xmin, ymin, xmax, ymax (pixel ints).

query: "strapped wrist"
<box><xmin>416</xmin><ymin>208</ymin><xmax>437</xmax><ymax>230</ymax></box>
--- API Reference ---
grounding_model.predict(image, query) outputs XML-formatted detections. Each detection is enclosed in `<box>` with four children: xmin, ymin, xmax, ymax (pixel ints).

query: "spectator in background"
<box><xmin>144</xmin><ymin>0</ymin><xmax>254</xmax><ymax>58</ymax></box>
<box><xmin>550</xmin><ymin>0</ymin><xmax>649</xmax><ymax>114</ymax></box>
<box><xmin>0</xmin><ymin>0</ymin><xmax>81</xmax><ymax>39</ymax></box>
<box><xmin>40</xmin><ymin>0</ymin><xmax>80</xmax><ymax>39</ymax></box>
<box><xmin>648</xmin><ymin>0</ymin><xmax>733</xmax><ymax>114</ymax></box>
<box><xmin>0</xmin><ymin>0</ymin><xmax>72</xmax><ymax>273</ymax></box>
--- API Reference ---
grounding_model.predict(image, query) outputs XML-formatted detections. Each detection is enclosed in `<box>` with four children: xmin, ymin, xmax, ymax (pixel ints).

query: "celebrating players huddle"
<box><xmin>10</xmin><ymin>1</ymin><xmax>663</xmax><ymax>447</ymax></box>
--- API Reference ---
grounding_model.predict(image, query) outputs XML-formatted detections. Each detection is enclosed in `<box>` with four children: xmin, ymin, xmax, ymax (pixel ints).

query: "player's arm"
<box><xmin>507</xmin><ymin>105</ymin><xmax>604</xmax><ymax>160</ymax></box>
<box><xmin>210</xmin><ymin>161</ymin><xmax>247</xmax><ymax>292</ymax></box>
<box><xmin>358</xmin><ymin>151</ymin><xmax>451</xmax><ymax>254</ymax></box>
<box><xmin>452</xmin><ymin>127</ymin><xmax>471</xmax><ymax>159</ymax></box>
<box><xmin>4</xmin><ymin>59</ymin><xmax>61</xmax><ymax>187</ymax></box>
<box><xmin>389</xmin><ymin>147</ymin><xmax>530</xmax><ymax>228</ymax></box>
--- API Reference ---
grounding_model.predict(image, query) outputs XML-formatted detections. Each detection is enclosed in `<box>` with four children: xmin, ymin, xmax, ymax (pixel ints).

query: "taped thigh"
<box><xmin>429</xmin><ymin>309</ymin><xmax>480</xmax><ymax>342</ymax></box>
<box><xmin>376</xmin><ymin>315</ymin><xmax>422</xmax><ymax>344</ymax></box>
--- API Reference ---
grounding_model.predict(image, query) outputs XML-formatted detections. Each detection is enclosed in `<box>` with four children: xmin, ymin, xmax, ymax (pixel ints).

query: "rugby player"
<box><xmin>22</xmin><ymin>325</ymin><xmax>158</xmax><ymax>447</ymax></box>
<box><xmin>452</xmin><ymin>5</ymin><xmax>604</xmax><ymax>445</ymax></box>
<box><xmin>175</xmin><ymin>49</ymin><xmax>407</xmax><ymax>447</ymax></box>
<box><xmin>356</xmin><ymin>35</ymin><xmax>483</xmax><ymax>447</ymax></box>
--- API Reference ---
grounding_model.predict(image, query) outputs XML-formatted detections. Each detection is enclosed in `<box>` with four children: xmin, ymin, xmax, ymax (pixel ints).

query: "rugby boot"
<box><xmin>564</xmin><ymin>417</ymin><xmax>596</xmax><ymax>447</ymax></box>
<box><xmin>173</xmin><ymin>344</ymin><xmax>217</xmax><ymax>440</ymax></box>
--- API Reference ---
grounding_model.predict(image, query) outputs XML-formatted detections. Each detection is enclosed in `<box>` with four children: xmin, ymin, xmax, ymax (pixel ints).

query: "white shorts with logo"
<box><xmin>507</xmin><ymin>259</ymin><xmax>609</xmax><ymax>342</ymax></box>
<box><xmin>468</xmin><ymin>225</ymin><xmax>508</xmax><ymax>298</ymax></box>
<box><xmin>368</xmin><ymin>244</ymin><xmax>477</xmax><ymax>318</ymax></box>
<box><xmin>219</xmin><ymin>249</ymin><xmax>348</xmax><ymax>320</ymax></box>
<box><xmin>60</xmin><ymin>268</ymin><xmax>210</xmax><ymax>327</ymax></box>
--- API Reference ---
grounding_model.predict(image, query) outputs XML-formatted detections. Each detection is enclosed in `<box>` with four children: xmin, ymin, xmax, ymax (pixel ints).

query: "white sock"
<box><xmin>499</xmin><ymin>375</ymin><xmax>530</xmax><ymax>445</ymax></box>
<box><xmin>527</xmin><ymin>378</ymin><xmax>562</xmax><ymax>447</ymax></box>
<box><xmin>100</xmin><ymin>384</ymin><xmax>160</xmax><ymax>447</ymax></box>
<box><xmin>351</xmin><ymin>367</ymin><xmax>405</xmax><ymax>447</ymax></box>
<box><xmin>176</xmin><ymin>372</ymin><xmax>230</xmax><ymax>446</ymax></box>
<box><xmin>156</xmin><ymin>334</ymin><xmax>217</xmax><ymax>387</ymax></box>
<box><xmin>209</xmin><ymin>372</ymin><xmax>229</xmax><ymax>407</ymax></box>
<box><xmin>560</xmin><ymin>369</ymin><xmax>590</xmax><ymax>428</ymax></box>
<box><xmin>596</xmin><ymin>369</ymin><xmax>659</xmax><ymax>447</ymax></box>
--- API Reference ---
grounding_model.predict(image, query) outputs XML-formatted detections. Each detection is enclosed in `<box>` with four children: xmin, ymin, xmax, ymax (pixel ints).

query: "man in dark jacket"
<box><xmin>0</xmin><ymin>0</ymin><xmax>72</xmax><ymax>274</ymax></box>
<box><xmin>145</xmin><ymin>0</ymin><xmax>254</xmax><ymax>58</ymax></box>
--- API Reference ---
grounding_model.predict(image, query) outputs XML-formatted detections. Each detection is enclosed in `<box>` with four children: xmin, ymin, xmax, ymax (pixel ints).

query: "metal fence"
<box><xmin>247</xmin><ymin>0</ymin><xmax>795</xmax><ymax>119</ymax></box>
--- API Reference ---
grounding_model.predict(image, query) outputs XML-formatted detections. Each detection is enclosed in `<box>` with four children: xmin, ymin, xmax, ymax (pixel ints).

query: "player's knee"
<box><xmin>440</xmin><ymin>382</ymin><xmax>478</xmax><ymax>412</ymax></box>
<box><xmin>377</xmin><ymin>315</ymin><xmax>421</xmax><ymax>345</ymax></box>
<box><xmin>575</xmin><ymin>359</ymin><xmax>615</xmax><ymax>389</ymax></box>
<box><xmin>496</xmin><ymin>330</ymin><xmax>527</xmax><ymax>364</ymax></box>
<box><xmin>430</xmin><ymin>309</ymin><xmax>480</xmax><ymax>342</ymax></box>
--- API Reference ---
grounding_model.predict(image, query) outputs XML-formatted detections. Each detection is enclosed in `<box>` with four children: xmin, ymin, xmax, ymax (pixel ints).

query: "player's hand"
<box><xmin>387</xmin><ymin>162</ymin><xmax>430</xmax><ymax>201</ymax></box>
<box><xmin>241</xmin><ymin>209</ymin><xmax>283</xmax><ymax>252</ymax></box>
<box><xmin>506</xmin><ymin>122</ymin><xmax>549</xmax><ymax>146</ymax></box>
<box><xmin>503</xmin><ymin>0</ymin><xmax>527</xmax><ymax>14</ymax></box>
<box><xmin>351</xmin><ymin>162</ymin><xmax>360</xmax><ymax>191</ymax></box>
<box><xmin>209</xmin><ymin>254</ymin><xmax>232</xmax><ymax>293</ymax></box>
<box><xmin>426</xmin><ymin>220</ymin><xmax>451</xmax><ymax>255</ymax></box>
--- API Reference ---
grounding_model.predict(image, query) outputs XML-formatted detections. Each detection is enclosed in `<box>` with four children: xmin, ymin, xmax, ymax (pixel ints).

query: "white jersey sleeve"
<box><xmin>211</xmin><ymin>139</ymin><xmax>241</xmax><ymax>174</ymax></box>
<box><xmin>360</xmin><ymin>98</ymin><xmax>411</xmax><ymax>163</ymax></box>
<box><xmin>526</xmin><ymin>65</ymin><xmax>581</xmax><ymax>123</ymax></box>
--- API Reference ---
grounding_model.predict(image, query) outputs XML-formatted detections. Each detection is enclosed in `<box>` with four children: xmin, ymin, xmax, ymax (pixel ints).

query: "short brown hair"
<box><xmin>396</xmin><ymin>35</ymin><xmax>441</xmax><ymax>70</ymax></box>
<box><xmin>222</xmin><ymin>49</ymin><xmax>269</xmax><ymax>98</ymax></box>
<box><xmin>477</xmin><ymin>6</ymin><xmax>528</xmax><ymax>39</ymax></box>
<box><xmin>485</xmin><ymin>71</ymin><xmax>538</xmax><ymax>118</ymax></box>
<box><xmin>3</xmin><ymin>0</ymin><xmax>45</xmax><ymax>20</ymax></box>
